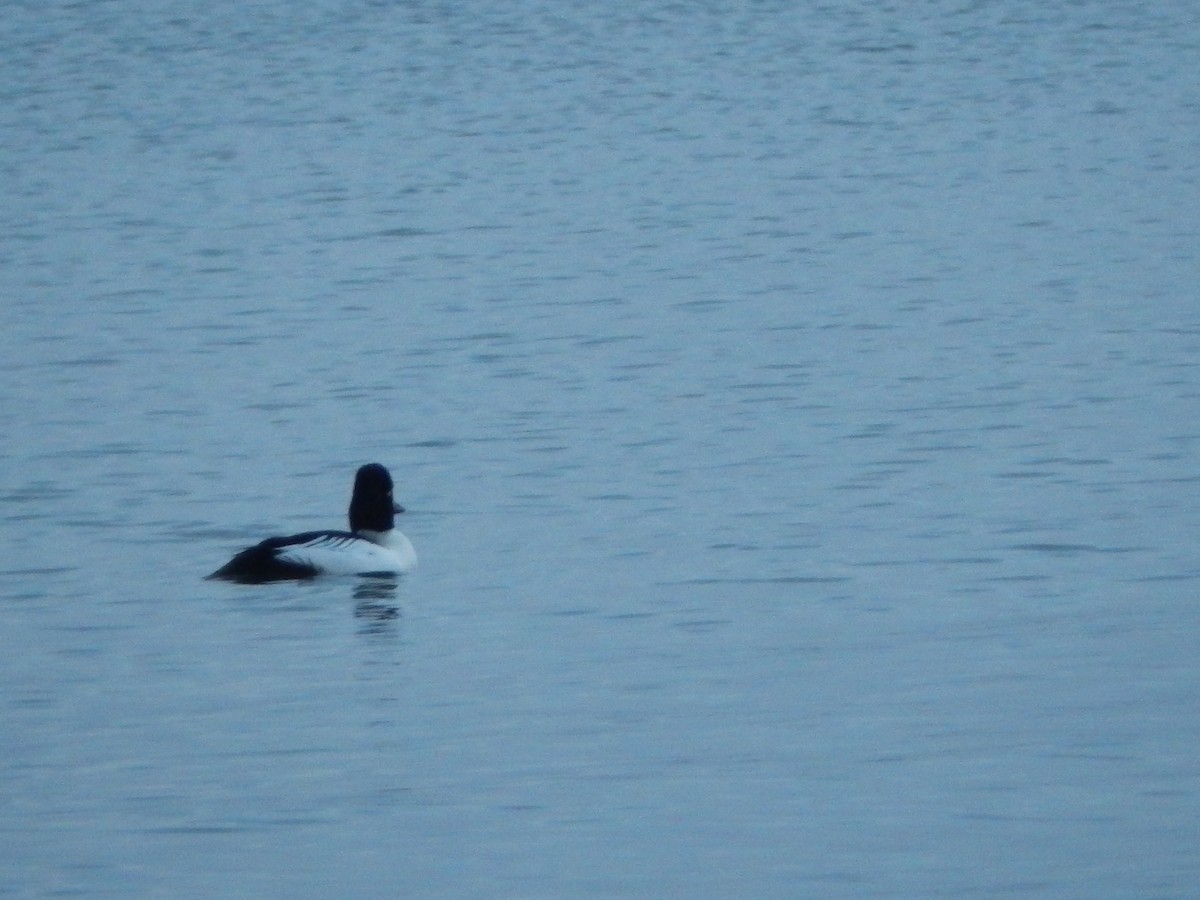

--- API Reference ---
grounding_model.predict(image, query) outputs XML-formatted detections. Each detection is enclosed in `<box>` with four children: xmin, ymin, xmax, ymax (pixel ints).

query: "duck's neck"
<box><xmin>356</xmin><ymin>528</ymin><xmax>391</xmax><ymax>546</ymax></box>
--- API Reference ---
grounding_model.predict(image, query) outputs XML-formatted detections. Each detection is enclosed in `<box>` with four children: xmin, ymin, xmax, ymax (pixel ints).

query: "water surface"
<box><xmin>2</xmin><ymin>1</ymin><xmax>1198</xmax><ymax>896</ymax></box>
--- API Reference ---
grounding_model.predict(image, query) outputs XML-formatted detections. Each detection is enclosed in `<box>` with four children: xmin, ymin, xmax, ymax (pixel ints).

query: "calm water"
<box><xmin>3</xmin><ymin>1</ymin><xmax>1198</xmax><ymax>896</ymax></box>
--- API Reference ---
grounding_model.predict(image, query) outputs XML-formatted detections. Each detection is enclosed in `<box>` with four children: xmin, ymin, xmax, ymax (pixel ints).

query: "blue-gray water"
<box><xmin>3</xmin><ymin>2</ymin><xmax>1198</xmax><ymax>896</ymax></box>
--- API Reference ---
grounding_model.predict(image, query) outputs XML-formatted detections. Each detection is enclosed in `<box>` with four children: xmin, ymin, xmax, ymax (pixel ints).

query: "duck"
<box><xmin>208</xmin><ymin>463</ymin><xmax>417</xmax><ymax>583</ymax></box>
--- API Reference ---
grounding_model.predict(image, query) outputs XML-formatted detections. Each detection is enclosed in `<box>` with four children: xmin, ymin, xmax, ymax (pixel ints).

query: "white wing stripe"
<box><xmin>274</xmin><ymin>536</ymin><xmax>406</xmax><ymax>575</ymax></box>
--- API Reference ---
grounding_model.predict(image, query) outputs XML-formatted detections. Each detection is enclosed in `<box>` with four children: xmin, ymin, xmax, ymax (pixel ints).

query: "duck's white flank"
<box><xmin>273</xmin><ymin>529</ymin><xmax>417</xmax><ymax>576</ymax></box>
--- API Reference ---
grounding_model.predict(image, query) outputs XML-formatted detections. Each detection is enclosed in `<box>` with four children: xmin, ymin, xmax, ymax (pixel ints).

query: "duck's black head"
<box><xmin>348</xmin><ymin>463</ymin><xmax>403</xmax><ymax>533</ymax></box>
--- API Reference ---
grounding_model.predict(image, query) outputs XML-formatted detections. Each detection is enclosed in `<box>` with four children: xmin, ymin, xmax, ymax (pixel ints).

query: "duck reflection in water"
<box><xmin>354</xmin><ymin>576</ymin><xmax>401</xmax><ymax>629</ymax></box>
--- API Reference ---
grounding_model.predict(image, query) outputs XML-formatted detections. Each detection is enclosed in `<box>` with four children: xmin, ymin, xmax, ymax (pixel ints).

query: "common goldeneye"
<box><xmin>208</xmin><ymin>463</ymin><xmax>417</xmax><ymax>583</ymax></box>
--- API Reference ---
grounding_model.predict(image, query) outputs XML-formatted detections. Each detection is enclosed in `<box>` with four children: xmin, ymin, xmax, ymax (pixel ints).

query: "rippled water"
<box><xmin>3</xmin><ymin>1</ymin><xmax>1199</xmax><ymax>896</ymax></box>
